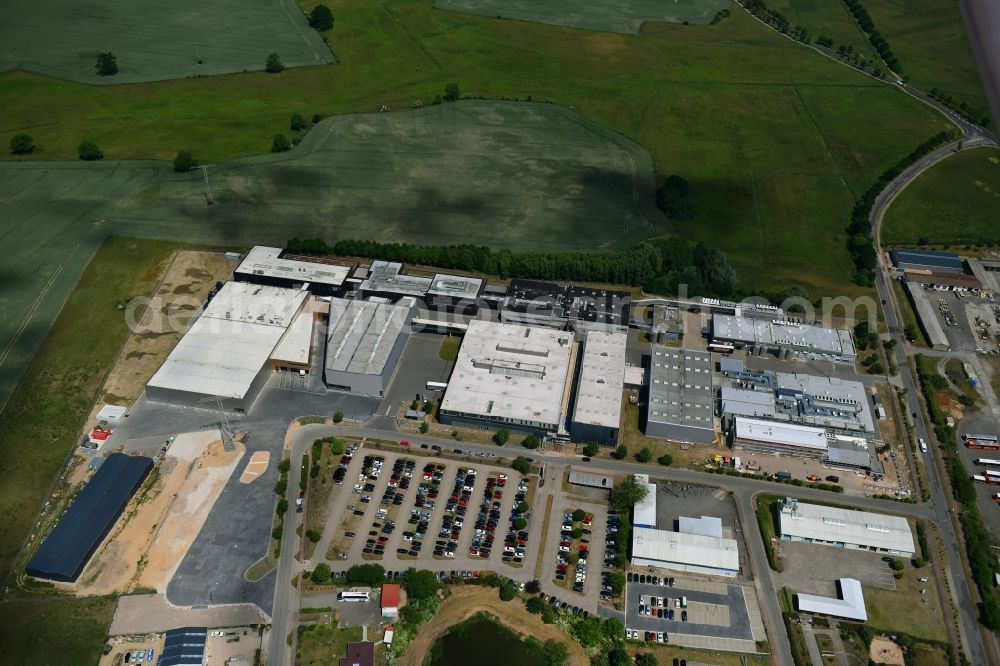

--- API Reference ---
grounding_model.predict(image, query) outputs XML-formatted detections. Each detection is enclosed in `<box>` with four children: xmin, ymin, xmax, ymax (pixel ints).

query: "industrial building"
<box><xmin>425</xmin><ymin>273</ymin><xmax>485</xmax><ymax>314</ymax></box>
<box><xmin>568</xmin><ymin>471</ymin><xmax>613</xmax><ymax>490</ymax></box>
<box><xmin>904</xmin><ymin>270</ymin><xmax>981</xmax><ymax>291</ymax></box>
<box><xmin>778</xmin><ymin>499</ymin><xmax>915</xmax><ymax>557</ymax></box>
<box><xmin>797</xmin><ymin>579</ymin><xmax>867</xmax><ymax>622</ymax></box>
<box><xmin>891</xmin><ymin>248</ymin><xmax>965</xmax><ymax>274</ymax></box>
<box><xmin>731</xmin><ymin>417</ymin><xmax>829</xmax><ymax>459</ymax></box>
<box><xmin>438</xmin><ymin>320</ymin><xmax>576</xmax><ymax>437</ymax></box>
<box><xmin>27</xmin><ymin>453</ymin><xmax>154</xmax><ymax>582</ymax></box>
<box><xmin>631</xmin><ymin>526</ymin><xmax>739</xmax><ymax>577</ymax></box>
<box><xmin>570</xmin><ymin>330</ymin><xmax>626</xmax><ymax>444</ymax></box>
<box><xmin>323</xmin><ymin>298</ymin><xmax>415</xmax><ymax>396</ymax></box>
<box><xmin>359</xmin><ymin>260</ymin><xmax>433</xmax><ymax>301</ymax></box>
<box><xmin>159</xmin><ymin>627</ymin><xmax>208</xmax><ymax>666</ymax></box>
<box><xmin>500</xmin><ymin>279</ymin><xmax>631</xmax><ymax>334</ymax></box>
<box><xmin>632</xmin><ymin>478</ymin><xmax>659</xmax><ymax>529</ymax></box>
<box><xmin>904</xmin><ymin>282</ymin><xmax>951</xmax><ymax>351</ymax></box>
<box><xmin>234</xmin><ymin>245</ymin><xmax>352</xmax><ymax>295</ymax></box>
<box><xmin>645</xmin><ymin>347</ymin><xmax>715</xmax><ymax>444</ymax></box>
<box><xmin>678</xmin><ymin>515</ymin><xmax>723</xmax><ymax>538</ymax></box>
<box><xmin>146</xmin><ymin>282</ymin><xmax>308</xmax><ymax>411</ymax></box>
<box><xmin>711</xmin><ymin>314</ymin><xmax>856</xmax><ymax>363</ymax></box>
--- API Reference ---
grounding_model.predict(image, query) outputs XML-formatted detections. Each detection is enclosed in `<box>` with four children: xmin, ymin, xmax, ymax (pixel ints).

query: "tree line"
<box><xmin>845</xmin><ymin>130</ymin><xmax>954</xmax><ymax>284</ymax></box>
<box><xmin>841</xmin><ymin>0</ymin><xmax>900</xmax><ymax>73</ymax></box>
<box><xmin>286</xmin><ymin>235</ymin><xmax>739</xmax><ymax>298</ymax></box>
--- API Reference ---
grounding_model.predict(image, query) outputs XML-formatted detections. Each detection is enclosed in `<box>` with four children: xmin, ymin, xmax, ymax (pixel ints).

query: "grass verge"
<box><xmin>0</xmin><ymin>594</ymin><xmax>116</xmax><ymax>666</ymax></box>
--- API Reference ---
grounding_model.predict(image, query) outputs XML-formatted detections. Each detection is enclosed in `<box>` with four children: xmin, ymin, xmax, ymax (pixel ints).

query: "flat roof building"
<box><xmin>712</xmin><ymin>314</ymin><xmax>856</xmax><ymax>363</ymax></box>
<box><xmin>570</xmin><ymin>330</ymin><xmax>626</xmax><ymax>444</ymax></box>
<box><xmin>568</xmin><ymin>471</ymin><xmax>613</xmax><ymax>490</ymax></box>
<box><xmin>324</xmin><ymin>298</ymin><xmax>415</xmax><ymax>396</ymax></box>
<box><xmin>797</xmin><ymin>579</ymin><xmax>867</xmax><ymax>622</ymax></box>
<box><xmin>732</xmin><ymin>417</ymin><xmax>829</xmax><ymax>459</ymax></box>
<box><xmin>905</xmin><ymin>282</ymin><xmax>951</xmax><ymax>351</ymax></box>
<box><xmin>904</xmin><ymin>270</ymin><xmax>981</xmax><ymax>291</ymax></box>
<box><xmin>678</xmin><ymin>515</ymin><xmax>723</xmax><ymax>538</ymax></box>
<box><xmin>774</xmin><ymin>372</ymin><xmax>875</xmax><ymax>434</ymax></box>
<box><xmin>426</xmin><ymin>273</ymin><xmax>485</xmax><ymax>314</ymax></box>
<box><xmin>631</xmin><ymin>526</ymin><xmax>739</xmax><ymax>577</ymax></box>
<box><xmin>160</xmin><ymin>627</ymin><xmax>208</xmax><ymax>666</ymax></box>
<box><xmin>645</xmin><ymin>347</ymin><xmax>715</xmax><ymax>444</ymax></box>
<box><xmin>500</xmin><ymin>279</ymin><xmax>631</xmax><ymax>334</ymax></box>
<box><xmin>359</xmin><ymin>260</ymin><xmax>432</xmax><ymax>301</ymax></box>
<box><xmin>892</xmin><ymin>248</ymin><xmax>964</xmax><ymax>274</ymax></box>
<box><xmin>235</xmin><ymin>245</ymin><xmax>352</xmax><ymax>295</ymax></box>
<box><xmin>146</xmin><ymin>282</ymin><xmax>308</xmax><ymax>411</ymax></box>
<box><xmin>439</xmin><ymin>320</ymin><xmax>576</xmax><ymax>436</ymax></box>
<box><xmin>632</xmin><ymin>481</ymin><xmax>658</xmax><ymax>529</ymax></box>
<box><xmin>778</xmin><ymin>498</ymin><xmax>915</xmax><ymax>557</ymax></box>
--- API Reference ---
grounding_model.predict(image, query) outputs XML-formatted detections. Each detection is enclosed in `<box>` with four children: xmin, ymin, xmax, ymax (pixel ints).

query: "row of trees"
<box><xmin>929</xmin><ymin>88</ymin><xmax>992</xmax><ymax>129</ymax></box>
<box><xmin>286</xmin><ymin>235</ymin><xmax>738</xmax><ymax>298</ymax></box>
<box><xmin>842</xmin><ymin>0</ymin><xmax>900</xmax><ymax>73</ymax></box>
<box><xmin>743</xmin><ymin>0</ymin><xmax>790</xmax><ymax>34</ymax></box>
<box><xmin>845</xmin><ymin>130</ymin><xmax>954</xmax><ymax>284</ymax></box>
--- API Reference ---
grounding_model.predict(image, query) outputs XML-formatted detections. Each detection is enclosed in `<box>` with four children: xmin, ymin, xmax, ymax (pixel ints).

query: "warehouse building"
<box><xmin>904</xmin><ymin>270</ymin><xmax>981</xmax><ymax>292</ymax></box>
<box><xmin>159</xmin><ymin>627</ymin><xmax>208</xmax><ymax>666</ymax></box>
<box><xmin>731</xmin><ymin>417</ymin><xmax>829</xmax><ymax>459</ymax></box>
<box><xmin>891</xmin><ymin>248</ymin><xmax>965</xmax><ymax>274</ymax></box>
<box><xmin>234</xmin><ymin>245</ymin><xmax>352</xmax><ymax>295</ymax></box>
<box><xmin>904</xmin><ymin>282</ymin><xmax>951</xmax><ymax>351</ymax></box>
<box><xmin>570</xmin><ymin>330</ymin><xmax>626</xmax><ymax>444</ymax></box>
<box><xmin>500</xmin><ymin>279</ymin><xmax>631</xmax><ymax>334</ymax></box>
<box><xmin>631</xmin><ymin>526</ymin><xmax>739</xmax><ymax>577</ymax></box>
<box><xmin>645</xmin><ymin>347</ymin><xmax>715</xmax><ymax>444</ymax></box>
<box><xmin>711</xmin><ymin>314</ymin><xmax>856</xmax><ymax>363</ymax></box>
<box><xmin>568</xmin><ymin>471</ymin><xmax>613</xmax><ymax>490</ymax></box>
<box><xmin>632</xmin><ymin>478</ymin><xmax>658</xmax><ymax>529</ymax></box>
<box><xmin>27</xmin><ymin>453</ymin><xmax>154</xmax><ymax>582</ymax></box>
<box><xmin>778</xmin><ymin>498</ymin><xmax>915</xmax><ymax>557</ymax></box>
<box><xmin>438</xmin><ymin>320</ymin><xmax>576</xmax><ymax>437</ymax></box>
<box><xmin>146</xmin><ymin>282</ymin><xmax>308</xmax><ymax>411</ymax></box>
<box><xmin>425</xmin><ymin>273</ymin><xmax>484</xmax><ymax>314</ymax></box>
<box><xmin>324</xmin><ymin>298</ymin><xmax>415</xmax><ymax>396</ymax></box>
<box><xmin>359</xmin><ymin>260</ymin><xmax>432</xmax><ymax>301</ymax></box>
<box><xmin>797</xmin><ymin>579</ymin><xmax>867</xmax><ymax>622</ymax></box>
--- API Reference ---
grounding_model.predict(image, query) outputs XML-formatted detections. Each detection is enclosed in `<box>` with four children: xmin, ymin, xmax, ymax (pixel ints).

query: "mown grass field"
<box><xmin>0</xmin><ymin>594</ymin><xmax>117</xmax><ymax>666</ymax></box>
<box><xmin>435</xmin><ymin>0</ymin><xmax>728</xmax><ymax>34</ymax></box>
<box><xmin>865</xmin><ymin>0</ymin><xmax>988</xmax><ymax>120</ymax></box>
<box><xmin>0</xmin><ymin>0</ymin><xmax>332</xmax><ymax>84</ymax></box>
<box><xmin>0</xmin><ymin>2</ymin><xmax>949</xmax><ymax>298</ymax></box>
<box><xmin>765</xmin><ymin>0</ymin><xmax>878</xmax><ymax>62</ymax></box>
<box><xmin>882</xmin><ymin>147</ymin><xmax>1000</xmax><ymax>245</ymax></box>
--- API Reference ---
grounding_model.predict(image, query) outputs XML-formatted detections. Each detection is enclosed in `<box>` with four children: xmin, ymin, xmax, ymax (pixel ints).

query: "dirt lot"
<box><xmin>85</xmin><ymin>250</ymin><xmax>235</xmax><ymax>426</ymax></box>
<box><xmin>871</xmin><ymin>636</ymin><xmax>905</xmax><ymax>665</ymax></box>
<box><xmin>76</xmin><ymin>431</ymin><xmax>243</xmax><ymax>595</ymax></box>
<box><xmin>400</xmin><ymin>586</ymin><xmax>587</xmax><ymax>666</ymax></box>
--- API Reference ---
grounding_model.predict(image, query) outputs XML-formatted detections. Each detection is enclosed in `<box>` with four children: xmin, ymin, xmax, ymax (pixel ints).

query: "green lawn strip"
<box><xmin>882</xmin><ymin>147</ymin><xmax>1000</xmax><ymax>246</ymax></box>
<box><xmin>438</xmin><ymin>336</ymin><xmax>461</xmax><ymax>362</ymax></box>
<box><xmin>764</xmin><ymin>0</ymin><xmax>879</xmax><ymax>63</ymax></box>
<box><xmin>891</xmin><ymin>278</ymin><xmax>930</xmax><ymax>348</ymax></box>
<box><xmin>863</xmin><ymin>568</ymin><xmax>946</xmax><ymax>642</ymax></box>
<box><xmin>297</xmin><ymin>623</ymin><xmax>365</xmax><ymax>666</ymax></box>
<box><xmin>0</xmin><ymin>237</ymin><xmax>182</xmax><ymax>582</ymax></box>
<box><xmin>0</xmin><ymin>594</ymin><xmax>116</xmax><ymax>666</ymax></box>
<box><xmin>755</xmin><ymin>494</ymin><xmax>783</xmax><ymax>572</ymax></box>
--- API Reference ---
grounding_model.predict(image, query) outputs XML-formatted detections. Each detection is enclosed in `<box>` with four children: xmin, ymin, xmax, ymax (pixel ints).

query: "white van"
<box><xmin>919</xmin><ymin>438</ymin><xmax>928</xmax><ymax>453</ymax></box>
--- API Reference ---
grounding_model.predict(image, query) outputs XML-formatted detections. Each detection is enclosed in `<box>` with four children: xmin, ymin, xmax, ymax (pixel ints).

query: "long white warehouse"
<box><xmin>778</xmin><ymin>498</ymin><xmax>915</xmax><ymax>557</ymax></box>
<box><xmin>797</xmin><ymin>578</ymin><xmax>867</xmax><ymax>622</ymax></box>
<box><xmin>631</xmin><ymin>527</ymin><xmax>739</xmax><ymax>577</ymax></box>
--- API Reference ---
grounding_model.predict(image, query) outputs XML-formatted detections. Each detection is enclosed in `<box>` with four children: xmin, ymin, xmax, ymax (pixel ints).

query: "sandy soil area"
<box><xmin>870</xmin><ymin>636</ymin><xmax>905</xmax><ymax>665</ymax></box>
<box><xmin>240</xmin><ymin>451</ymin><xmax>270</xmax><ymax>484</ymax></box>
<box><xmin>76</xmin><ymin>431</ymin><xmax>244</xmax><ymax>595</ymax></box>
<box><xmin>400</xmin><ymin>587</ymin><xmax>587</xmax><ymax>666</ymax></box>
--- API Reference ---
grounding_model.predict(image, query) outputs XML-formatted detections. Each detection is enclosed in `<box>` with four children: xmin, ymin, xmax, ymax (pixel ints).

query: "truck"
<box><xmin>775</xmin><ymin>471</ymin><xmax>792</xmax><ymax>481</ymax></box>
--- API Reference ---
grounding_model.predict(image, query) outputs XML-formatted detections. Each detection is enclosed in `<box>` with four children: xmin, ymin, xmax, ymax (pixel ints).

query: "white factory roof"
<box><xmin>427</xmin><ymin>273</ymin><xmax>483</xmax><ymax>298</ymax></box>
<box><xmin>440</xmin><ymin>320</ymin><xmax>575</xmax><ymax>430</ymax></box>
<box><xmin>361</xmin><ymin>260</ymin><xmax>432</xmax><ymax>297</ymax></box>
<box><xmin>632</xmin><ymin>527</ymin><xmax>739</xmax><ymax>573</ymax></box>
<box><xmin>797</xmin><ymin>579</ymin><xmax>867</xmax><ymax>621</ymax></box>
<box><xmin>779</xmin><ymin>500</ymin><xmax>915</xmax><ymax>554</ymax></box>
<box><xmin>632</xmin><ymin>482</ymin><xmax>658</xmax><ymax>528</ymax></box>
<box><xmin>325</xmin><ymin>298</ymin><xmax>413</xmax><ymax>376</ymax></box>
<box><xmin>624</xmin><ymin>365</ymin><xmax>645</xmax><ymax>388</ymax></box>
<box><xmin>572</xmin><ymin>330</ymin><xmax>626</xmax><ymax>430</ymax></box>
<box><xmin>775</xmin><ymin>373</ymin><xmax>875</xmax><ymax>433</ymax></box>
<box><xmin>734</xmin><ymin>417</ymin><xmax>829</xmax><ymax>451</ymax></box>
<box><xmin>148</xmin><ymin>283</ymin><xmax>307</xmax><ymax>399</ymax></box>
<box><xmin>270</xmin><ymin>307</ymin><xmax>314</xmax><ymax>366</ymax></box>
<box><xmin>235</xmin><ymin>245</ymin><xmax>349</xmax><ymax>287</ymax></box>
<box><xmin>678</xmin><ymin>515</ymin><xmax>723</xmax><ymax>538</ymax></box>
<box><xmin>713</xmin><ymin>314</ymin><xmax>854</xmax><ymax>356</ymax></box>
<box><xmin>720</xmin><ymin>387</ymin><xmax>775</xmax><ymax>418</ymax></box>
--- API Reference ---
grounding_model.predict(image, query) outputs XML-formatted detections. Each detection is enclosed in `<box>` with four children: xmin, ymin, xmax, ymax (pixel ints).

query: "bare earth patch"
<box><xmin>400</xmin><ymin>586</ymin><xmax>587</xmax><ymax>666</ymax></box>
<box><xmin>240</xmin><ymin>451</ymin><xmax>270</xmax><ymax>484</ymax></box>
<box><xmin>870</xmin><ymin>636</ymin><xmax>905</xmax><ymax>665</ymax></box>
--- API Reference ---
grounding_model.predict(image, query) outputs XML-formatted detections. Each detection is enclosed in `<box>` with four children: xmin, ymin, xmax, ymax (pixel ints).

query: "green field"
<box><xmin>865</xmin><ymin>0</ymin><xmax>988</xmax><ymax>120</ymax></box>
<box><xmin>435</xmin><ymin>0</ymin><xmax>729</xmax><ymax>34</ymax></box>
<box><xmin>0</xmin><ymin>0</ymin><xmax>949</xmax><ymax>302</ymax></box>
<box><xmin>765</xmin><ymin>0</ymin><xmax>878</xmax><ymax>62</ymax></box>
<box><xmin>0</xmin><ymin>594</ymin><xmax>117</xmax><ymax>666</ymax></box>
<box><xmin>882</xmin><ymin>146</ymin><xmax>1000</xmax><ymax>245</ymax></box>
<box><xmin>0</xmin><ymin>0</ymin><xmax>333</xmax><ymax>84</ymax></box>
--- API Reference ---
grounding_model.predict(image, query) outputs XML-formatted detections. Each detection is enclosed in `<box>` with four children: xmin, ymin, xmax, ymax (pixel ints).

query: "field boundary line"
<box><xmin>384</xmin><ymin>6</ymin><xmax>442</xmax><ymax>69</ymax></box>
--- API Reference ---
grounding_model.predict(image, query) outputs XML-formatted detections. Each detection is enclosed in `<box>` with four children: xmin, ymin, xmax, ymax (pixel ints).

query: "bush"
<box><xmin>265</xmin><ymin>52</ymin><xmax>285</xmax><ymax>73</ymax></box>
<box><xmin>78</xmin><ymin>141</ymin><xmax>103</xmax><ymax>161</ymax></box>
<box><xmin>572</xmin><ymin>509</ymin><xmax>586</xmax><ymax>522</ymax></box>
<box><xmin>570</xmin><ymin>527</ymin><xmax>583</xmax><ymax>539</ymax></box>
<box><xmin>499</xmin><ymin>583</ymin><xmax>517</xmax><ymax>601</ymax></box>
<box><xmin>290</xmin><ymin>113</ymin><xmax>309</xmax><ymax>131</ymax></box>
<box><xmin>272</xmin><ymin>525</ymin><xmax>283</xmax><ymax>540</ymax></box>
<box><xmin>278</xmin><ymin>458</ymin><xmax>291</xmax><ymax>474</ymax></box>
<box><xmin>493</xmin><ymin>428</ymin><xmax>510</xmax><ymax>445</ymax></box>
<box><xmin>635</xmin><ymin>447</ymin><xmax>652</xmax><ymax>463</ymax></box>
<box><xmin>306</xmin><ymin>529</ymin><xmax>321</xmax><ymax>542</ymax></box>
<box><xmin>312</xmin><ymin>113</ymin><xmax>323</xmax><ymax>124</ymax></box>
<box><xmin>542</xmin><ymin>606</ymin><xmax>557</xmax><ymax>624</ymax></box>
<box><xmin>9</xmin><ymin>133</ymin><xmax>34</xmax><ymax>155</ymax></box>
<box><xmin>444</xmin><ymin>82</ymin><xmax>460</xmax><ymax>102</ymax></box>
<box><xmin>345</xmin><ymin>563</ymin><xmax>386</xmax><ymax>586</ymax></box>
<box><xmin>172</xmin><ymin>151</ymin><xmax>197</xmax><ymax>172</ymax></box>
<box><xmin>890</xmin><ymin>559</ymin><xmax>904</xmax><ymax>571</ymax></box>
<box><xmin>521</xmin><ymin>434</ymin><xmax>541</xmax><ymax>449</ymax></box>
<box><xmin>512</xmin><ymin>457</ymin><xmax>531</xmax><ymax>474</ymax></box>
<box><xmin>312</xmin><ymin>562</ymin><xmax>331</xmax><ymax>583</ymax></box>
<box><xmin>419</xmin><ymin>421</ymin><xmax>429</xmax><ymax>434</ymax></box>
<box><xmin>95</xmin><ymin>51</ymin><xmax>118</xmax><ymax>76</ymax></box>
<box><xmin>526</xmin><ymin>596</ymin><xmax>546</xmax><ymax>614</ymax></box>
<box><xmin>611</xmin><ymin>445</ymin><xmax>628</xmax><ymax>460</ymax></box>
<box><xmin>272</xmin><ymin>133</ymin><xmax>291</xmax><ymax>153</ymax></box>
<box><xmin>274</xmin><ymin>477</ymin><xmax>288</xmax><ymax>496</ymax></box>
<box><xmin>330</xmin><ymin>438</ymin><xmax>344</xmax><ymax>455</ymax></box>
<box><xmin>333</xmin><ymin>411</ymin><xmax>344</xmax><ymax>423</ymax></box>
<box><xmin>403</xmin><ymin>568</ymin><xmax>440</xmax><ymax>600</ymax></box>
<box><xmin>308</xmin><ymin>4</ymin><xmax>335</xmax><ymax>31</ymax></box>
<box><xmin>517</xmin><ymin>501</ymin><xmax>530</xmax><ymax>513</ymax></box>
<box><xmin>542</xmin><ymin>640</ymin><xmax>570</xmax><ymax>666</ymax></box>
<box><xmin>513</xmin><ymin>517</ymin><xmax>527</xmax><ymax>530</ymax></box>
<box><xmin>657</xmin><ymin>454</ymin><xmax>673</xmax><ymax>466</ymax></box>
<box><xmin>583</xmin><ymin>442</ymin><xmax>600</xmax><ymax>457</ymax></box>
<box><xmin>276</xmin><ymin>498</ymin><xmax>288</xmax><ymax>516</ymax></box>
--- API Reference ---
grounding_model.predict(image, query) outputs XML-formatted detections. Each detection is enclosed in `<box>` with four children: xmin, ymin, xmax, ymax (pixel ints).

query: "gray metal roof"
<box><xmin>646</xmin><ymin>347</ymin><xmax>714</xmax><ymax>431</ymax></box>
<box><xmin>325</xmin><ymin>299</ymin><xmax>413</xmax><ymax>376</ymax></box>
<box><xmin>568</xmin><ymin>471</ymin><xmax>613</xmax><ymax>488</ymax></box>
<box><xmin>360</xmin><ymin>261</ymin><xmax>431</xmax><ymax>297</ymax></box>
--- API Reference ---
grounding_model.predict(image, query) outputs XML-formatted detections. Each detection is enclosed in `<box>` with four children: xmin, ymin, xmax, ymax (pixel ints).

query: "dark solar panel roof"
<box><xmin>159</xmin><ymin>627</ymin><xmax>207</xmax><ymax>666</ymax></box>
<box><xmin>26</xmin><ymin>453</ymin><xmax>153</xmax><ymax>582</ymax></box>
<box><xmin>504</xmin><ymin>279</ymin><xmax>631</xmax><ymax>325</ymax></box>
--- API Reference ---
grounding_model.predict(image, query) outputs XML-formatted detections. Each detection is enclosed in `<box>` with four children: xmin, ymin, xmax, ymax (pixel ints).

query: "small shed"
<box><xmin>96</xmin><ymin>404</ymin><xmax>127</xmax><ymax>424</ymax></box>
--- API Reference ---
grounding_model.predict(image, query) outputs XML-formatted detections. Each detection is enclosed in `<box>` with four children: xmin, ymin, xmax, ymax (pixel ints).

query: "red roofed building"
<box><xmin>381</xmin><ymin>583</ymin><xmax>400</xmax><ymax>619</ymax></box>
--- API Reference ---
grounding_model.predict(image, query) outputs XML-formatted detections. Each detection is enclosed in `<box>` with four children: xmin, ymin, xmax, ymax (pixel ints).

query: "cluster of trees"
<box><xmin>287</xmin><ymin>235</ymin><xmax>738</xmax><ymax>297</ymax></box>
<box><xmin>266</xmin><ymin>52</ymin><xmax>285</xmax><ymax>73</ymax></box>
<box><xmin>308</xmin><ymin>4</ymin><xmax>334</xmax><ymax>31</ymax></box>
<box><xmin>655</xmin><ymin>175</ymin><xmax>696</xmax><ymax>222</ymax></box>
<box><xmin>930</xmin><ymin>88</ymin><xmax>992</xmax><ymax>129</ymax></box>
<box><xmin>95</xmin><ymin>52</ymin><xmax>118</xmax><ymax>76</ymax></box>
<box><xmin>743</xmin><ymin>0</ymin><xmax>790</xmax><ymax>34</ymax></box>
<box><xmin>609</xmin><ymin>476</ymin><xmax>648</xmax><ymax>512</ymax></box>
<box><xmin>10</xmin><ymin>133</ymin><xmax>34</xmax><ymax>155</ymax></box>
<box><xmin>842</xmin><ymin>0</ymin><xmax>900</xmax><ymax>72</ymax></box>
<box><xmin>845</xmin><ymin>130</ymin><xmax>953</xmax><ymax>284</ymax></box>
<box><xmin>512</xmin><ymin>456</ymin><xmax>532</xmax><ymax>474</ymax></box>
<box><xmin>173</xmin><ymin>151</ymin><xmax>198</xmax><ymax>172</ymax></box>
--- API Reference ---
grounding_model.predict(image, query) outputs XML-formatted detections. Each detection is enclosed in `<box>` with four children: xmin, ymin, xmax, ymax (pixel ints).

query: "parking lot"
<box><xmin>539</xmin><ymin>495</ymin><xmax>614</xmax><ymax>607</ymax></box>
<box><xmin>773</xmin><ymin>541</ymin><xmax>897</xmax><ymax>595</ymax></box>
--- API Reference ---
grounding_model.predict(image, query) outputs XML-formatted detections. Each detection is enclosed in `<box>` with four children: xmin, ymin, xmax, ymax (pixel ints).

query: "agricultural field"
<box><xmin>764</xmin><ymin>0</ymin><xmax>878</xmax><ymax>63</ymax></box>
<box><xmin>434</xmin><ymin>0</ymin><xmax>728</xmax><ymax>34</ymax></box>
<box><xmin>0</xmin><ymin>0</ymin><xmax>332</xmax><ymax>84</ymax></box>
<box><xmin>865</xmin><ymin>0</ymin><xmax>989</xmax><ymax>121</ymax></box>
<box><xmin>0</xmin><ymin>594</ymin><xmax>117</xmax><ymax>666</ymax></box>
<box><xmin>882</xmin><ymin>146</ymin><xmax>1000</xmax><ymax>245</ymax></box>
